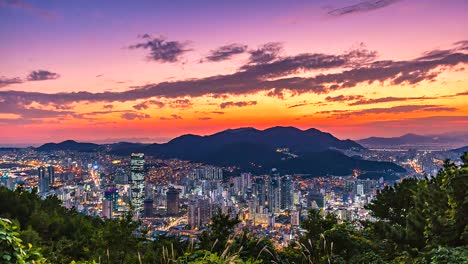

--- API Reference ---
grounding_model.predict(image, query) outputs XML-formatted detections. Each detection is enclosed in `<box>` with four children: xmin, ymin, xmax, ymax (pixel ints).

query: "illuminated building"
<box><xmin>102</xmin><ymin>199</ymin><xmax>112</xmax><ymax>219</ymax></box>
<box><xmin>47</xmin><ymin>166</ymin><xmax>55</xmax><ymax>185</ymax></box>
<box><xmin>129</xmin><ymin>153</ymin><xmax>145</xmax><ymax>214</ymax></box>
<box><xmin>38</xmin><ymin>166</ymin><xmax>49</xmax><ymax>193</ymax></box>
<box><xmin>281</xmin><ymin>175</ymin><xmax>293</xmax><ymax>210</ymax></box>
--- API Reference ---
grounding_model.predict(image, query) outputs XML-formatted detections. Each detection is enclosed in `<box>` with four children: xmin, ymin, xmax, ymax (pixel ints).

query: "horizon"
<box><xmin>1</xmin><ymin>0</ymin><xmax>467</xmax><ymax>145</ymax></box>
<box><xmin>2</xmin><ymin>125</ymin><xmax>467</xmax><ymax>148</ymax></box>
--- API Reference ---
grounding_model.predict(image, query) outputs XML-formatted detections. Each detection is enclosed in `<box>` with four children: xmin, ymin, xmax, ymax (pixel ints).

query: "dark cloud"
<box><xmin>133</xmin><ymin>100</ymin><xmax>165</xmax><ymax>110</ymax></box>
<box><xmin>204</xmin><ymin>43</ymin><xmax>248</xmax><ymax>62</ymax></box>
<box><xmin>219</xmin><ymin>101</ymin><xmax>257</xmax><ymax>109</ymax></box>
<box><xmin>1</xmin><ymin>0</ymin><xmax>57</xmax><ymax>19</ymax></box>
<box><xmin>27</xmin><ymin>70</ymin><xmax>60</xmax><ymax>81</ymax></box>
<box><xmin>328</xmin><ymin>0</ymin><xmax>401</xmax><ymax>16</ymax></box>
<box><xmin>0</xmin><ymin>41</ymin><xmax>466</xmax><ymax>106</ymax></box>
<box><xmin>198</xmin><ymin>117</ymin><xmax>212</xmax><ymax>120</ymax></box>
<box><xmin>349</xmin><ymin>96</ymin><xmax>437</xmax><ymax>106</ymax></box>
<box><xmin>357</xmin><ymin>116</ymin><xmax>468</xmax><ymax>134</ymax></box>
<box><xmin>160</xmin><ymin>114</ymin><xmax>182</xmax><ymax>120</ymax></box>
<box><xmin>288</xmin><ymin>103</ymin><xmax>309</xmax><ymax>109</ymax></box>
<box><xmin>103</xmin><ymin>104</ymin><xmax>113</xmax><ymax>109</ymax></box>
<box><xmin>169</xmin><ymin>99</ymin><xmax>192</xmax><ymax>109</ymax></box>
<box><xmin>121</xmin><ymin>112</ymin><xmax>151</xmax><ymax>120</ymax></box>
<box><xmin>318</xmin><ymin>104</ymin><xmax>457</xmax><ymax>119</ymax></box>
<box><xmin>248</xmin><ymin>42</ymin><xmax>283</xmax><ymax>64</ymax></box>
<box><xmin>0</xmin><ymin>76</ymin><xmax>22</xmax><ymax>88</ymax></box>
<box><xmin>325</xmin><ymin>95</ymin><xmax>365</xmax><ymax>102</ymax></box>
<box><xmin>211</xmin><ymin>111</ymin><xmax>225</xmax><ymax>115</ymax></box>
<box><xmin>129</xmin><ymin>34</ymin><xmax>192</xmax><ymax>63</ymax></box>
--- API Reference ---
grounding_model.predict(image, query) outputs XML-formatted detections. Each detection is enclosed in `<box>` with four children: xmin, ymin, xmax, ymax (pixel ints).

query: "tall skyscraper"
<box><xmin>166</xmin><ymin>187</ymin><xmax>180</xmax><ymax>216</ymax></box>
<box><xmin>47</xmin><ymin>166</ymin><xmax>55</xmax><ymax>186</ymax></box>
<box><xmin>268</xmin><ymin>175</ymin><xmax>281</xmax><ymax>213</ymax></box>
<box><xmin>143</xmin><ymin>198</ymin><xmax>154</xmax><ymax>218</ymax></box>
<box><xmin>281</xmin><ymin>176</ymin><xmax>293</xmax><ymax>210</ymax></box>
<box><xmin>104</xmin><ymin>188</ymin><xmax>119</xmax><ymax>211</ymax></box>
<box><xmin>102</xmin><ymin>199</ymin><xmax>112</xmax><ymax>219</ymax></box>
<box><xmin>38</xmin><ymin>166</ymin><xmax>49</xmax><ymax>193</ymax></box>
<box><xmin>129</xmin><ymin>153</ymin><xmax>145</xmax><ymax>214</ymax></box>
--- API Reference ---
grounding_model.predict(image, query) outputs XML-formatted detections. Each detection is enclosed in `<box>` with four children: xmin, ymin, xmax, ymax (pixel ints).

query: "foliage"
<box><xmin>0</xmin><ymin>218</ymin><xmax>47</xmax><ymax>263</ymax></box>
<box><xmin>0</xmin><ymin>153</ymin><xmax>467</xmax><ymax>263</ymax></box>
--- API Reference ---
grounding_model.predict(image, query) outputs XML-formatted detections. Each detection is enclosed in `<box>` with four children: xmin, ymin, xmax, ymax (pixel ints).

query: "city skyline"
<box><xmin>1</xmin><ymin>0</ymin><xmax>467</xmax><ymax>145</ymax></box>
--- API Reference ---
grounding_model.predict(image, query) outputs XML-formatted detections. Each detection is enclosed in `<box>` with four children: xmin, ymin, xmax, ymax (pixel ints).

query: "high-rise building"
<box><xmin>104</xmin><ymin>188</ymin><xmax>119</xmax><ymax>211</ymax></box>
<box><xmin>281</xmin><ymin>176</ymin><xmax>293</xmax><ymax>210</ymax></box>
<box><xmin>47</xmin><ymin>166</ymin><xmax>55</xmax><ymax>186</ymax></box>
<box><xmin>129</xmin><ymin>153</ymin><xmax>145</xmax><ymax>214</ymax></box>
<box><xmin>268</xmin><ymin>175</ymin><xmax>281</xmax><ymax>213</ymax></box>
<box><xmin>253</xmin><ymin>177</ymin><xmax>266</xmax><ymax>212</ymax></box>
<box><xmin>102</xmin><ymin>199</ymin><xmax>112</xmax><ymax>219</ymax></box>
<box><xmin>166</xmin><ymin>187</ymin><xmax>180</xmax><ymax>216</ymax></box>
<box><xmin>38</xmin><ymin>166</ymin><xmax>49</xmax><ymax>193</ymax></box>
<box><xmin>187</xmin><ymin>198</ymin><xmax>213</xmax><ymax>228</ymax></box>
<box><xmin>143</xmin><ymin>198</ymin><xmax>154</xmax><ymax>218</ymax></box>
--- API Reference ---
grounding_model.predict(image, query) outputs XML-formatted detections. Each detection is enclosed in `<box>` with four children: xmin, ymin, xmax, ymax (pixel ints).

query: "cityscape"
<box><xmin>0</xmin><ymin>128</ymin><xmax>465</xmax><ymax>249</ymax></box>
<box><xmin>0</xmin><ymin>0</ymin><xmax>467</xmax><ymax>263</ymax></box>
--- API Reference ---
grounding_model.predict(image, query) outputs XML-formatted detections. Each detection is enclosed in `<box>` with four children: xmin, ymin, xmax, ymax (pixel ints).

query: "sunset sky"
<box><xmin>0</xmin><ymin>0</ymin><xmax>467</xmax><ymax>146</ymax></box>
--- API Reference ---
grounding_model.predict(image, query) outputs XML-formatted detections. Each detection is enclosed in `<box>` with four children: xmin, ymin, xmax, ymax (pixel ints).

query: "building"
<box><xmin>47</xmin><ymin>165</ymin><xmax>55</xmax><ymax>186</ymax></box>
<box><xmin>104</xmin><ymin>188</ymin><xmax>119</xmax><ymax>212</ymax></box>
<box><xmin>102</xmin><ymin>199</ymin><xmax>112</xmax><ymax>219</ymax></box>
<box><xmin>143</xmin><ymin>198</ymin><xmax>154</xmax><ymax>218</ymax></box>
<box><xmin>38</xmin><ymin>166</ymin><xmax>49</xmax><ymax>193</ymax></box>
<box><xmin>166</xmin><ymin>187</ymin><xmax>180</xmax><ymax>216</ymax></box>
<box><xmin>268</xmin><ymin>175</ymin><xmax>281</xmax><ymax>213</ymax></box>
<box><xmin>281</xmin><ymin>176</ymin><xmax>293</xmax><ymax>210</ymax></box>
<box><xmin>187</xmin><ymin>198</ymin><xmax>213</xmax><ymax>228</ymax></box>
<box><xmin>129</xmin><ymin>153</ymin><xmax>145</xmax><ymax>214</ymax></box>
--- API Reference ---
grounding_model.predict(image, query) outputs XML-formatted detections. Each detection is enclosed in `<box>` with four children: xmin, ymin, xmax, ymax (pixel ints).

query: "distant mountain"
<box><xmin>36</xmin><ymin>140</ymin><xmax>100</xmax><ymax>152</ymax></box>
<box><xmin>451</xmin><ymin>146</ymin><xmax>468</xmax><ymax>153</ymax></box>
<box><xmin>113</xmin><ymin>126</ymin><xmax>363</xmax><ymax>157</ymax></box>
<box><xmin>33</xmin><ymin>127</ymin><xmax>404</xmax><ymax>176</ymax></box>
<box><xmin>150</xmin><ymin>142</ymin><xmax>404</xmax><ymax>176</ymax></box>
<box><xmin>358</xmin><ymin>133</ymin><xmax>464</xmax><ymax>149</ymax></box>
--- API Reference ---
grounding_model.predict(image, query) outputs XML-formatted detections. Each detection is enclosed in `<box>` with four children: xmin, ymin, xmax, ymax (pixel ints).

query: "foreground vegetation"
<box><xmin>1</xmin><ymin>154</ymin><xmax>467</xmax><ymax>263</ymax></box>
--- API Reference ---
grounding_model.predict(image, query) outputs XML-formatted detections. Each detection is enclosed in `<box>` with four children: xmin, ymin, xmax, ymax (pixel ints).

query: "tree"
<box><xmin>198</xmin><ymin>209</ymin><xmax>240</xmax><ymax>255</ymax></box>
<box><xmin>0</xmin><ymin>218</ymin><xmax>47</xmax><ymax>264</ymax></box>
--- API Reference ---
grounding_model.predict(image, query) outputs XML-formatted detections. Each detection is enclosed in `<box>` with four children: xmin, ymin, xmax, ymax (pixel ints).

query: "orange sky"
<box><xmin>0</xmin><ymin>0</ymin><xmax>467</xmax><ymax>146</ymax></box>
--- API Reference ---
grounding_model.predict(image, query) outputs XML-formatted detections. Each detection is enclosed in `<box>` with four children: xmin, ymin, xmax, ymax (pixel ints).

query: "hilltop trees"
<box><xmin>0</xmin><ymin>154</ymin><xmax>467</xmax><ymax>263</ymax></box>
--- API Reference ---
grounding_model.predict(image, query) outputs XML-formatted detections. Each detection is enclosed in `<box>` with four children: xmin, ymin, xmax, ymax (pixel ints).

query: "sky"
<box><xmin>0</xmin><ymin>0</ymin><xmax>467</xmax><ymax>146</ymax></box>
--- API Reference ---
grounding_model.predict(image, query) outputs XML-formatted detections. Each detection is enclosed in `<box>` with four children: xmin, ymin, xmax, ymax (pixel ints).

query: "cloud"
<box><xmin>1</xmin><ymin>0</ymin><xmax>57</xmax><ymax>19</ymax></box>
<box><xmin>355</xmin><ymin>116</ymin><xmax>468</xmax><ymax>135</ymax></box>
<box><xmin>0</xmin><ymin>41</ymin><xmax>466</xmax><ymax>106</ymax></box>
<box><xmin>27</xmin><ymin>70</ymin><xmax>60</xmax><ymax>81</ymax></box>
<box><xmin>169</xmin><ymin>98</ymin><xmax>192</xmax><ymax>109</ymax></box>
<box><xmin>0</xmin><ymin>76</ymin><xmax>22</xmax><ymax>88</ymax></box>
<box><xmin>133</xmin><ymin>100</ymin><xmax>165</xmax><ymax>110</ymax></box>
<box><xmin>129</xmin><ymin>34</ymin><xmax>192</xmax><ymax>63</ymax></box>
<box><xmin>120</xmin><ymin>112</ymin><xmax>150</xmax><ymax>120</ymax></box>
<box><xmin>198</xmin><ymin>117</ymin><xmax>212</xmax><ymax>120</ymax></box>
<box><xmin>103</xmin><ymin>104</ymin><xmax>113</xmax><ymax>109</ymax></box>
<box><xmin>211</xmin><ymin>111</ymin><xmax>224</xmax><ymax>115</ymax></box>
<box><xmin>204</xmin><ymin>43</ymin><xmax>248</xmax><ymax>62</ymax></box>
<box><xmin>248</xmin><ymin>42</ymin><xmax>283</xmax><ymax>64</ymax></box>
<box><xmin>325</xmin><ymin>95</ymin><xmax>365</xmax><ymax>102</ymax></box>
<box><xmin>328</xmin><ymin>0</ymin><xmax>401</xmax><ymax>16</ymax></box>
<box><xmin>288</xmin><ymin>103</ymin><xmax>309</xmax><ymax>109</ymax></box>
<box><xmin>349</xmin><ymin>96</ymin><xmax>437</xmax><ymax>106</ymax></box>
<box><xmin>317</xmin><ymin>104</ymin><xmax>457</xmax><ymax>119</ymax></box>
<box><xmin>160</xmin><ymin>114</ymin><xmax>182</xmax><ymax>120</ymax></box>
<box><xmin>219</xmin><ymin>101</ymin><xmax>257</xmax><ymax>109</ymax></box>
